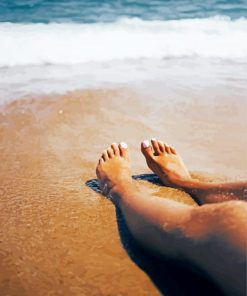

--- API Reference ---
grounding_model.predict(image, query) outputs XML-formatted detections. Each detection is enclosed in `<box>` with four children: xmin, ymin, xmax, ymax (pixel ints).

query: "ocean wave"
<box><xmin>1</xmin><ymin>16</ymin><xmax>247</xmax><ymax>66</ymax></box>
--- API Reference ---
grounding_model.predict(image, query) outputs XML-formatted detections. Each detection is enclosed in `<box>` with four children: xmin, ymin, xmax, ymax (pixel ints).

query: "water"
<box><xmin>1</xmin><ymin>0</ymin><xmax>247</xmax><ymax>23</ymax></box>
<box><xmin>0</xmin><ymin>0</ymin><xmax>247</xmax><ymax>102</ymax></box>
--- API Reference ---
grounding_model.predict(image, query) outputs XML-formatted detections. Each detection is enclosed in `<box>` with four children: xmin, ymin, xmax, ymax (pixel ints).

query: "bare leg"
<box><xmin>96</xmin><ymin>143</ymin><xmax>247</xmax><ymax>296</ymax></box>
<box><xmin>141</xmin><ymin>139</ymin><xmax>247</xmax><ymax>204</ymax></box>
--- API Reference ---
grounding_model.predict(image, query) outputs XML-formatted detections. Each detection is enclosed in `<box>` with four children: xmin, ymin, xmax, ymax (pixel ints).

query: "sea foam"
<box><xmin>0</xmin><ymin>16</ymin><xmax>247</xmax><ymax>67</ymax></box>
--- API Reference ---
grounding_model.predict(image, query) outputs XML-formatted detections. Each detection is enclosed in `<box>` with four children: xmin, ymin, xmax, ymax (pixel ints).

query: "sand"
<box><xmin>0</xmin><ymin>89</ymin><xmax>246</xmax><ymax>295</ymax></box>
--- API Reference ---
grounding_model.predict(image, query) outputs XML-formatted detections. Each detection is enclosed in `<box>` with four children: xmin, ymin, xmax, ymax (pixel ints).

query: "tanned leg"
<box><xmin>96</xmin><ymin>143</ymin><xmax>247</xmax><ymax>296</ymax></box>
<box><xmin>141</xmin><ymin>139</ymin><xmax>247</xmax><ymax>204</ymax></box>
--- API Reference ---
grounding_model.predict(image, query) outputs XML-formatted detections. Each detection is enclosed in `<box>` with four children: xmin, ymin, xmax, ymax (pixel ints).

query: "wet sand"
<box><xmin>0</xmin><ymin>89</ymin><xmax>246</xmax><ymax>295</ymax></box>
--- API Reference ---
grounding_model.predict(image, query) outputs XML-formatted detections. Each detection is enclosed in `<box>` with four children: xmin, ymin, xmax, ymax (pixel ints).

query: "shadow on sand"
<box><xmin>86</xmin><ymin>174</ymin><xmax>223</xmax><ymax>296</ymax></box>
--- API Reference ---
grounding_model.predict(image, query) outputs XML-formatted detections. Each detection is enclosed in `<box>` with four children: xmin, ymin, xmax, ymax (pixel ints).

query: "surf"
<box><xmin>1</xmin><ymin>16</ymin><xmax>247</xmax><ymax>67</ymax></box>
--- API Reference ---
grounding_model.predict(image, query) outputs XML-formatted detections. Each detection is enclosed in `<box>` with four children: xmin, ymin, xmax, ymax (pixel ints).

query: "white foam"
<box><xmin>0</xmin><ymin>16</ymin><xmax>247</xmax><ymax>66</ymax></box>
<box><xmin>1</xmin><ymin>57</ymin><xmax>246</xmax><ymax>103</ymax></box>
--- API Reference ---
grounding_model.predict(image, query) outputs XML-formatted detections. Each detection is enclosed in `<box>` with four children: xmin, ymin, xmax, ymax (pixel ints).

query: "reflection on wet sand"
<box><xmin>0</xmin><ymin>89</ymin><xmax>246</xmax><ymax>295</ymax></box>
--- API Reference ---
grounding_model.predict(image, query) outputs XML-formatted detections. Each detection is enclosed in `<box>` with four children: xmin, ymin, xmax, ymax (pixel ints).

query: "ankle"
<box><xmin>109</xmin><ymin>178</ymin><xmax>138</xmax><ymax>205</ymax></box>
<box><xmin>162</xmin><ymin>173</ymin><xmax>193</xmax><ymax>188</ymax></box>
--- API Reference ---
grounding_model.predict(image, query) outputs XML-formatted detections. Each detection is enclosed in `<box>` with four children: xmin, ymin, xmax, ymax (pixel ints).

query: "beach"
<box><xmin>1</xmin><ymin>0</ymin><xmax>247</xmax><ymax>294</ymax></box>
<box><xmin>0</xmin><ymin>86</ymin><xmax>246</xmax><ymax>295</ymax></box>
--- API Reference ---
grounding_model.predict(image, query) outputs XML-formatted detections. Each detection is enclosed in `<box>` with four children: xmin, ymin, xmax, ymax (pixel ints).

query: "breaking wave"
<box><xmin>1</xmin><ymin>16</ymin><xmax>247</xmax><ymax>66</ymax></box>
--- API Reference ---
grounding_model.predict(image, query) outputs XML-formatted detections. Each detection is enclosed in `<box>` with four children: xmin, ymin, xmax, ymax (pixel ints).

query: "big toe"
<box><xmin>119</xmin><ymin>142</ymin><xmax>129</xmax><ymax>159</ymax></box>
<box><xmin>141</xmin><ymin>140</ymin><xmax>153</xmax><ymax>159</ymax></box>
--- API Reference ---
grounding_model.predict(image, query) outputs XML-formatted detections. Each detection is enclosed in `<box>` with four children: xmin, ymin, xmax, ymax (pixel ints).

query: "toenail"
<box><xmin>142</xmin><ymin>140</ymin><xmax>150</xmax><ymax>148</ymax></box>
<box><xmin>151</xmin><ymin>138</ymin><xmax>156</xmax><ymax>141</ymax></box>
<box><xmin>120</xmin><ymin>142</ymin><xmax>128</xmax><ymax>149</ymax></box>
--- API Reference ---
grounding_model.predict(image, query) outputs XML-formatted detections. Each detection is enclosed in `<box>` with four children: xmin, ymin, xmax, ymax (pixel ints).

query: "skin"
<box><xmin>142</xmin><ymin>138</ymin><xmax>247</xmax><ymax>205</ymax></box>
<box><xmin>96</xmin><ymin>141</ymin><xmax>247</xmax><ymax>296</ymax></box>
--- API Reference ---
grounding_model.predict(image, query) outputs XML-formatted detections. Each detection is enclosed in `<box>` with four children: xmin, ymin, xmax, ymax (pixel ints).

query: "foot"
<box><xmin>96</xmin><ymin>142</ymin><xmax>133</xmax><ymax>204</ymax></box>
<box><xmin>141</xmin><ymin>138</ymin><xmax>191</xmax><ymax>187</ymax></box>
<box><xmin>141</xmin><ymin>139</ymin><xmax>247</xmax><ymax>204</ymax></box>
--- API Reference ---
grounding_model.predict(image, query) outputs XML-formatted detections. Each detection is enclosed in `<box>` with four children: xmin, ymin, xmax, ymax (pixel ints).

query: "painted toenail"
<box><xmin>143</xmin><ymin>140</ymin><xmax>150</xmax><ymax>148</ymax></box>
<box><xmin>151</xmin><ymin>138</ymin><xmax>156</xmax><ymax>141</ymax></box>
<box><xmin>120</xmin><ymin>142</ymin><xmax>128</xmax><ymax>149</ymax></box>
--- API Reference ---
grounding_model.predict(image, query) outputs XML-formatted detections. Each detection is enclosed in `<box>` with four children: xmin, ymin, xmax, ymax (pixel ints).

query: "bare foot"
<box><xmin>96</xmin><ymin>142</ymin><xmax>133</xmax><ymax>204</ymax></box>
<box><xmin>141</xmin><ymin>138</ymin><xmax>247</xmax><ymax>204</ymax></box>
<box><xmin>141</xmin><ymin>138</ymin><xmax>191</xmax><ymax>187</ymax></box>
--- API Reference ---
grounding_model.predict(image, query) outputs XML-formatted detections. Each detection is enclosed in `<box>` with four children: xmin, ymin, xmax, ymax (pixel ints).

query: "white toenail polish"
<box><xmin>143</xmin><ymin>140</ymin><xmax>150</xmax><ymax>148</ymax></box>
<box><xmin>151</xmin><ymin>138</ymin><xmax>156</xmax><ymax>141</ymax></box>
<box><xmin>120</xmin><ymin>142</ymin><xmax>128</xmax><ymax>149</ymax></box>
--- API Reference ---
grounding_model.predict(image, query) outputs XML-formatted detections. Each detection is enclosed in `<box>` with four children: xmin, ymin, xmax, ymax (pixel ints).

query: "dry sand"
<box><xmin>0</xmin><ymin>89</ymin><xmax>246</xmax><ymax>295</ymax></box>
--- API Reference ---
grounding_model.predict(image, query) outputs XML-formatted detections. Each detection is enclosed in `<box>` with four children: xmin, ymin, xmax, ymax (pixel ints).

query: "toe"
<box><xmin>158</xmin><ymin>140</ymin><xmax>165</xmax><ymax>153</ymax></box>
<box><xmin>98</xmin><ymin>157</ymin><xmax>104</xmax><ymax>165</ymax></box>
<box><xmin>119</xmin><ymin>142</ymin><xmax>129</xmax><ymax>158</ymax></box>
<box><xmin>102</xmin><ymin>150</ymin><xmax>109</xmax><ymax>161</ymax></box>
<box><xmin>151</xmin><ymin>138</ymin><xmax>161</xmax><ymax>155</ymax></box>
<box><xmin>164</xmin><ymin>143</ymin><xmax>171</xmax><ymax>154</ymax></box>
<box><xmin>111</xmin><ymin>143</ymin><xmax>120</xmax><ymax>156</ymax></box>
<box><xmin>170</xmin><ymin>146</ymin><xmax>177</xmax><ymax>154</ymax></box>
<box><xmin>107</xmin><ymin>147</ymin><xmax>114</xmax><ymax>158</ymax></box>
<box><xmin>141</xmin><ymin>140</ymin><xmax>153</xmax><ymax>159</ymax></box>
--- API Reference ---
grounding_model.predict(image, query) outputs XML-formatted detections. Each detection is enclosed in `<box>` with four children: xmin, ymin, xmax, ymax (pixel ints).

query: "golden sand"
<box><xmin>0</xmin><ymin>89</ymin><xmax>246</xmax><ymax>295</ymax></box>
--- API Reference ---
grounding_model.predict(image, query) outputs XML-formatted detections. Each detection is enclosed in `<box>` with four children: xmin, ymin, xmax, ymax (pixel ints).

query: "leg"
<box><xmin>96</xmin><ymin>143</ymin><xmax>247</xmax><ymax>296</ymax></box>
<box><xmin>141</xmin><ymin>139</ymin><xmax>247</xmax><ymax>204</ymax></box>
